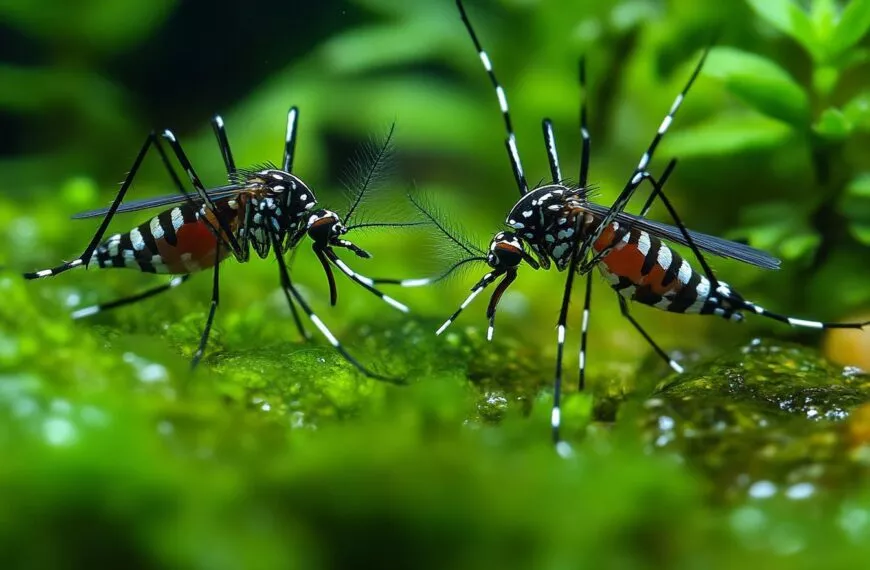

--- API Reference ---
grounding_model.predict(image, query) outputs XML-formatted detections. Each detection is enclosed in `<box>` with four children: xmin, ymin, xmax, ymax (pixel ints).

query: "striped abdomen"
<box><xmin>91</xmin><ymin>200</ymin><xmax>240</xmax><ymax>274</ymax></box>
<box><xmin>593</xmin><ymin>223</ymin><xmax>733</xmax><ymax>317</ymax></box>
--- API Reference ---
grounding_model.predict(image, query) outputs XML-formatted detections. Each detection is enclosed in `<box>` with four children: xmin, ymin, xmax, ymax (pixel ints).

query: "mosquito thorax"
<box><xmin>243</xmin><ymin>169</ymin><xmax>317</xmax><ymax>220</ymax></box>
<box><xmin>504</xmin><ymin>184</ymin><xmax>586</xmax><ymax>236</ymax></box>
<box><xmin>503</xmin><ymin>183</ymin><xmax>592</xmax><ymax>270</ymax></box>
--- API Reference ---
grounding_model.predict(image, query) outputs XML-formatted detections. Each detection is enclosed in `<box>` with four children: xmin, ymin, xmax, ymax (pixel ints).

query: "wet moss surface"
<box><xmin>4</xmin><ymin>265</ymin><xmax>870</xmax><ymax>568</ymax></box>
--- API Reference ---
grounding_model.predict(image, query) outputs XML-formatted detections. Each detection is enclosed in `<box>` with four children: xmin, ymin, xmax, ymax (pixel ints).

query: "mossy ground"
<box><xmin>3</xmin><ymin>225</ymin><xmax>870</xmax><ymax>569</ymax></box>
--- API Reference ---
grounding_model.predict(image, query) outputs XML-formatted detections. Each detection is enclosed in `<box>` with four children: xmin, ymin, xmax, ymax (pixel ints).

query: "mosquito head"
<box><xmin>487</xmin><ymin>231</ymin><xmax>538</xmax><ymax>270</ymax></box>
<box><xmin>306</xmin><ymin>208</ymin><xmax>343</xmax><ymax>243</ymax></box>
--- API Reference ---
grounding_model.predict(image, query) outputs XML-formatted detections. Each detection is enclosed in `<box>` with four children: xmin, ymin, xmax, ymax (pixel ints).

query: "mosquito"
<box><xmin>377</xmin><ymin>0</ymin><xmax>869</xmax><ymax>448</ymax></box>
<box><xmin>24</xmin><ymin>109</ymin><xmax>415</xmax><ymax>381</ymax></box>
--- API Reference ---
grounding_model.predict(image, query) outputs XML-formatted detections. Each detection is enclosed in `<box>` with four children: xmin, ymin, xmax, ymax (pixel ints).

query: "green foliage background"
<box><xmin>2</xmin><ymin>0</ymin><xmax>870</xmax><ymax>567</ymax></box>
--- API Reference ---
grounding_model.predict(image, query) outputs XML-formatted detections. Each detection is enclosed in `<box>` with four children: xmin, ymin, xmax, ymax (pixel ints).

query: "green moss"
<box><xmin>5</xmin><ymin>266</ymin><xmax>870</xmax><ymax>567</ymax></box>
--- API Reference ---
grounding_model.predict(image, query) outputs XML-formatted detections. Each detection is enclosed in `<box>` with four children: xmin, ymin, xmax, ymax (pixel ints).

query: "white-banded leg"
<box><xmin>552</xmin><ymin>219</ymin><xmax>585</xmax><ymax>455</ymax></box>
<box><xmin>578</xmin><ymin>272</ymin><xmax>592</xmax><ymax>390</ymax></box>
<box><xmin>617</xmin><ymin>296</ymin><xmax>684</xmax><ymax>374</ymax></box>
<box><xmin>575</xmin><ymin>48</ymin><xmax>710</xmax><ymax>265</ymax></box>
<box><xmin>160</xmin><ymin>129</ymin><xmax>244</xmax><ymax>258</ymax></box>
<box><xmin>435</xmin><ymin>271</ymin><xmax>501</xmax><ymax>336</ymax></box>
<box><xmin>371</xmin><ymin>257</ymin><xmax>489</xmax><ymax>288</ymax></box>
<box><xmin>270</xmin><ymin>232</ymin><xmax>401</xmax><ymax>383</ymax></box>
<box><xmin>455</xmin><ymin>0</ymin><xmax>528</xmax><ymax>196</ymax></box>
<box><xmin>484</xmin><ymin>267</ymin><xmax>516</xmax><ymax>342</ymax></box>
<box><xmin>542</xmin><ymin>119</ymin><xmax>562</xmax><ymax>183</ymax></box>
<box><xmin>23</xmin><ymin>134</ymin><xmax>157</xmax><ymax>280</ymax></box>
<box><xmin>190</xmin><ymin>245</ymin><xmax>223</xmax><ymax>369</ymax></box>
<box><xmin>283</xmin><ymin>245</ymin><xmax>311</xmax><ymax>340</ymax></box>
<box><xmin>283</xmin><ymin>107</ymin><xmax>299</xmax><ymax>173</ymax></box>
<box><xmin>323</xmin><ymin>248</ymin><xmax>409</xmax><ymax>313</ymax></box>
<box><xmin>736</xmin><ymin>297</ymin><xmax>869</xmax><ymax>330</ymax></box>
<box><xmin>210</xmin><ymin>114</ymin><xmax>237</xmax><ymax>177</ymax></box>
<box><xmin>70</xmin><ymin>275</ymin><xmax>191</xmax><ymax>320</ymax></box>
<box><xmin>578</xmin><ymin>56</ymin><xmax>591</xmax><ymax>188</ymax></box>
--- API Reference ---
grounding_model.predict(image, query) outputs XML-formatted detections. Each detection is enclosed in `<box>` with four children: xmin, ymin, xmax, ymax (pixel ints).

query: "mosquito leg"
<box><xmin>456</xmin><ymin>0</ymin><xmax>528</xmax><ymax>195</ymax></box>
<box><xmin>71</xmin><ymin>275</ymin><xmax>191</xmax><ymax>319</ymax></box>
<box><xmin>190</xmin><ymin>246</ymin><xmax>222</xmax><ymax>369</ymax></box>
<box><xmin>552</xmin><ymin>220</ymin><xmax>584</xmax><ymax>455</ymax></box>
<box><xmin>485</xmin><ymin>267</ymin><xmax>516</xmax><ymax>342</ymax></box>
<box><xmin>24</xmin><ymin>133</ymin><xmax>157</xmax><ymax>279</ymax></box>
<box><xmin>435</xmin><ymin>271</ymin><xmax>501</xmax><ymax>336</ymax></box>
<box><xmin>283</xmin><ymin>107</ymin><xmax>299</xmax><ymax>173</ymax></box>
<box><xmin>160</xmin><ymin>129</ymin><xmax>244</xmax><ymax>257</ymax></box>
<box><xmin>271</xmin><ymin>232</ymin><xmax>401</xmax><ymax>383</ymax></box>
<box><xmin>578</xmin><ymin>272</ymin><xmax>592</xmax><ymax>391</ymax></box>
<box><xmin>210</xmin><ymin>115</ymin><xmax>237</xmax><ymax>178</ymax></box>
<box><xmin>323</xmin><ymin>248</ymin><xmax>409</xmax><ymax>313</ymax></box>
<box><xmin>575</xmin><ymin>48</ymin><xmax>709</xmax><ymax>265</ymax></box>
<box><xmin>542</xmin><ymin>119</ymin><xmax>562</xmax><ymax>183</ymax></box>
<box><xmin>314</xmin><ymin>247</ymin><xmax>339</xmax><ymax>306</ymax></box>
<box><xmin>617</xmin><ymin>295</ymin><xmax>684</xmax><ymax>374</ymax></box>
<box><xmin>578</xmin><ymin>56</ymin><xmax>591</xmax><ymax>188</ymax></box>
<box><xmin>580</xmin><ymin>160</ymin><xmax>680</xmax><ymax>275</ymax></box>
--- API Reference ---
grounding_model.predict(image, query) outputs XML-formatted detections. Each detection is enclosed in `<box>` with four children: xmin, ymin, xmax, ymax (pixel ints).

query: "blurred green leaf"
<box><xmin>0</xmin><ymin>0</ymin><xmax>176</xmax><ymax>53</ymax></box>
<box><xmin>848</xmin><ymin>222</ymin><xmax>870</xmax><ymax>245</ymax></box>
<box><xmin>704</xmin><ymin>47</ymin><xmax>810</xmax><ymax>127</ymax></box>
<box><xmin>831</xmin><ymin>0</ymin><xmax>870</xmax><ymax>56</ymax></box>
<box><xmin>663</xmin><ymin>113</ymin><xmax>792</xmax><ymax>157</ymax></box>
<box><xmin>321</xmin><ymin>22</ymin><xmax>451</xmax><ymax>74</ymax></box>
<box><xmin>844</xmin><ymin>91</ymin><xmax>870</xmax><ymax>131</ymax></box>
<box><xmin>810</xmin><ymin>0</ymin><xmax>839</xmax><ymax>44</ymax></box>
<box><xmin>847</xmin><ymin>172</ymin><xmax>870</xmax><ymax>197</ymax></box>
<box><xmin>746</xmin><ymin>0</ymin><xmax>819</xmax><ymax>59</ymax></box>
<box><xmin>813</xmin><ymin>65</ymin><xmax>840</xmax><ymax>97</ymax></box>
<box><xmin>813</xmin><ymin>107</ymin><xmax>853</xmax><ymax>140</ymax></box>
<box><xmin>779</xmin><ymin>231</ymin><xmax>821</xmax><ymax>259</ymax></box>
<box><xmin>736</xmin><ymin>201</ymin><xmax>818</xmax><ymax>260</ymax></box>
<box><xmin>838</xmin><ymin>174</ymin><xmax>870</xmax><ymax>245</ymax></box>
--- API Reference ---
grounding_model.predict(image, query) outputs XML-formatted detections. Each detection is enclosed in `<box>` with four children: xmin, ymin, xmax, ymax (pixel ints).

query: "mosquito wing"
<box><xmin>584</xmin><ymin>203</ymin><xmax>781</xmax><ymax>270</ymax></box>
<box><xmin>71</xmin><ymin>184</ymin><xmax>244</xmax><ymax>219</ymax></box>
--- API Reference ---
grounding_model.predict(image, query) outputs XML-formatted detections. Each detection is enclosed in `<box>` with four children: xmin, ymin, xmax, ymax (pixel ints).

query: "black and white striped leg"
<box><xmin>283</xmin><ymin>107</ymin><xmax>299</xmax><ymax>173</ymax></box>
<box><xmin>210</xmin><ymin>115</ymin><xmax>237</xmax><ymax>177</ymax></box>
<box><xmin>435</xmin><ymin>271</ymin><xmax>502</xmax><ymax>336</ymax></box>
<box><xmin>71</xmin><ymin>275</ymin><xmax>191</xmax><ymax>320</ymax></box>
<box><xmin>323</xmin><ymin>249</ymin><xmax>409</xmax><ymax>313</ymax></box>
<box><xmin>271</xmin><ymin>233</ymin><xmax>401</xmax><ymax>383</ymax></box>
<box><xmin>314</xmin><ymin>247</ymin><xmax>339</xmax><ymax>306</ymax></box>
<box><xmin>371</xmin><ymin>257</ymin><xmax>490</xmax><ymax>288</ymax></box>
<box><xmin>552</xmin><ymin>220</ymin><xmax>585</xmax><ymax>455</ymax></box>
<box><xmin>160</xmin><ymin>129</ymin><xmax>244</xmax><ymax>258</ymax></box>
<box><xmin>578</xmin><ymin>272</ymin><xmax>592</xmax><ymax>391</ymax></box>
<box><xmin>485</xmin><ymin>267</ymin><xmax>516</xmax><ymax>342</ymax></box>
<box><xmin>576</xmin><ymin>48</ymin><xmax>709</xmax><ymax>263</ymax></box>
<box><xmin>334</xmin><ymin>239</ymin><xmax>371</xmax><ymax>259</ymax></box>
<box><xmin>617</xmin><ymin>296</ymin><xmax>684</xmax><ymax>374</ymax></box>
<box><xmin>578</xmin><ymin>56</ymin><xmax>591</xmax><ymax>188</ymax></box>
<box><xmin>23</xmin><ymin>134</ymin><xmax>156</xmax><ymax>280</ymax></box>
<box><xmin>737</xmin><ymin>300</ymin><xmax>869</xmax><ymax>330</ymax></box>
<box><xmin>455</xmin><ymin>0</ymin><xmax>528</xmax><ymax>195</ymax></box>
<box><xmin>190</xmin><ymin>246</ymin><xmax>222</xmax><ymax>369</ymax></box>
<box><xmin>542</xmin><ymin>119</ymin><xmax>562</xmax><ymax>183</ymax></box>
<box><xmin>283</xmin><ymin>246</ymin><xmax>311</xmax><ymax>341</ymax></box>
